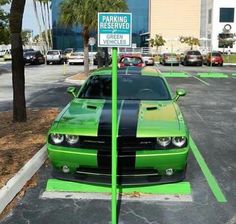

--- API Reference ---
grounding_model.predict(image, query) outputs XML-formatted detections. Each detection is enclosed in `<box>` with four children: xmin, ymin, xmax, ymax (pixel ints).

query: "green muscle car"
<box><xmin>47</xmin><ymin>67</ymin><xmax>189</xmax><ymax>185</ymax></box>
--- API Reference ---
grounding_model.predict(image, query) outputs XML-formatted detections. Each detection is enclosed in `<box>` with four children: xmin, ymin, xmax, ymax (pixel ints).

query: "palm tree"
<box><xmin>9</xmin><ymin>0</ymin><xmax>27</xmax><ymax>122</ymax></box>
<box><xmin>38</xmin><ymin>0</ymin><xmax>49</xmax><ymax>50</ymax></box>
<box><xmin>60</xmin><ymin>0</ymin><xmax>127</xmax><ymax>75</ymax></box>
<box><xmin>33</xmin><ymin>0</ymin><xmax>46</xmax><ymax>52</ymax></box>
<box><xmin>46</xmin><ymin>0</ymin><xmax>53</xmax><ymax>47</ymax></box>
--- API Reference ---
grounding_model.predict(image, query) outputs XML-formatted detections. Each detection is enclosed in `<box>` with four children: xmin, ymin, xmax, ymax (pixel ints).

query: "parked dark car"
<box><xmin>203</xmin><ymin>52</ymin><xmax>223</xmax><ymax>66</ymax></box>
<box><xmin>93</xmin><ymin>52</ymin><xmax>112</xmax><ymax>66</ymax></box>
<box><xmin>181</xmin><ymin>50</ymin><xmax>203</xmax><ymax>66</ymax></box>
<box><xmin>160</xmin><ymin>53</ymin><xmax>180</xmax><ymax>66</ymax></box>
<box><xmin>24</xmin><ymin>51</ymin><xmax>45</xmax><ymax>65</ymax></box>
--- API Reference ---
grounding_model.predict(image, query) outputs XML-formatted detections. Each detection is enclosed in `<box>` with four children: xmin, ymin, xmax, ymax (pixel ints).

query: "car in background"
<box><xmin>203</xmin><ymin>52</ymin><xmax>223</xmax><ymax>66</ymax></box>
<box><xmin>0</xmin><ymin>49</ymin><xmax>8</xmax><ymax>58</ymax></box>
<box><xmin>141</xmin><ymin>53</ymin><xmax>155</xmax><ymax>66</ymax></box>
<box><xmin>68</xmin><ymin>52</ymin><xmax>84</xmax><ymax>65</ymax></box>
<box><xmin>64</xmin><ymin>48</ymin><xmax>74</xmax><ymax>58</ymax></box>
<box><xmin>3</xmin><ymin>50</ymin><xmax>12</xmax><ymax>61</ymax></box>
<box><xmin>46</xmin><ymin>50</ymin><xmax>67</xmax><ymax>65</ymax></box>
<box><xmin>118</xmin><ymin>55</ymin><xmax>145</xmax><ymax>68</ymax></box>
<box><xmin>181</xmin><ymin>50</ymin><xmax>203</xmax><ymax>66</ymax></box>
<box><xmin>24</xmin><ymin>51</ymin><xmax>45</xmax><ymax>65</ymax></box>
<box><xmin>93</xmin><ymin>52</ymin><xmax>112</xmax><ymax>66</ymax></box>
<box><xmin>23</xmin><ymin>48</ymin><xmax>34</xmax><ymax>53</ymax></box>
<box><xmin>47</xmin><ymin>67</ymin><xmax>189</xmax><ymax>185</ymax></box>
<box><xmin>160</xmin><ymin>53</ymin><xmax>180</xmax><ymax>66</ymax></box>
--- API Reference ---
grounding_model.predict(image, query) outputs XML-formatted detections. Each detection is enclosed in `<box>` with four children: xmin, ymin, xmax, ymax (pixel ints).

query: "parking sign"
<box><xmin>98</xmin><ymin>13</ymin><xmax>132</xmax><ymax>47</ymax></box>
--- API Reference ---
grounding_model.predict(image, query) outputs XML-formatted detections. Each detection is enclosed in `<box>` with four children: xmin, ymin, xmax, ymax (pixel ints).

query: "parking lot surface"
<box><xmin>1</xmin><ymin>63</ymin><xmax>236</xmax><ymax>224</ymax></box>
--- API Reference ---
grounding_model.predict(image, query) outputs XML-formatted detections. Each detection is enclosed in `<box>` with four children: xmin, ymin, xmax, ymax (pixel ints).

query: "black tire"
<box><xmin>220</xmin><ymin>63</ymin><xmax>223</xmax><ymax>67</ymax></box>
<box><xmin>184</xmin><ymin>61</ymin><xmax>187</xmax><ymax>66</ymax></box>
<box><xmin>46</xmin><ymin>61</ymin><xmax>50</xmax><ymax>65</ymax></box>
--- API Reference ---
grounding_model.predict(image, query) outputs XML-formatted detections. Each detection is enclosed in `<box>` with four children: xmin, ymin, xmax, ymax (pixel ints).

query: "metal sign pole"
<box><xmin>111</xmin><ymin>47</ymin><xmax>118</xmax><ymax>224</ymax></box>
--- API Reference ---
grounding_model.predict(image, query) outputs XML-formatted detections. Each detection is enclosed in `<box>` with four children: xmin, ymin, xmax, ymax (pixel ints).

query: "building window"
<box><xmin>208</xmin><ymin>9</ymin><xmax>212</xmax><ymax>24</ymax></box>
<box><xmin>219</xmin><ymin>8</ymin><xmax>234</xmax><ymax>23</ymax></box>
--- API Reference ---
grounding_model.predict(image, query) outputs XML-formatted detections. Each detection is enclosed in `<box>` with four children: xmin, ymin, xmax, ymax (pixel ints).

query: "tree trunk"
<box><xmin>97</xmin><ymin>47</ymin><xmax>104</xmax><ymax>68</ymax></box>
<box><xmin>83</xmin><ymin>27</ymin><xmax>89</xmax><ymax>75</ymax></box>
<box><xmin>9</xmin><ymin>0</ymin><xmax>26</xmax><ymax>122</ymax></box>
<box><xmin>46</xmin><ymin>1</ymin><xmax>52</xmax><ymax>48</ymax></box>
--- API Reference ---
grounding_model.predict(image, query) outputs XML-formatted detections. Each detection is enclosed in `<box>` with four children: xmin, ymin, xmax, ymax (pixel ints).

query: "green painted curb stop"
<box><xmin>161</xmin><ymin>72</ymin><xmax>189</xmax><ymax>78</ymax></box>
<box><xmin>197</xmin><ymin>73</ymin><xmax>228</xmax><ymax>78</ymax></box>
<box><xmin>190</xmin><ymin>136</ymin><xmax>227</xmax><ymax>203</ymax></box>
<box><xmin>46</xmin><ymin>179</ymin><xmax>192</xmax><ymax>195</ymax></box>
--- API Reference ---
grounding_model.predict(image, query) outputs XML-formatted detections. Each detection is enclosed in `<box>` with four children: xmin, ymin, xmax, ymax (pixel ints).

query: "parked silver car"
<box><xmin>160</xmin><ymin>53</ymin><xmax>180</xmax><ymax>66</ymax></box>
<box><xmin>46</xmin><ymin>50</ymin><xmax>67</xmax><ymax>65</ymax></box>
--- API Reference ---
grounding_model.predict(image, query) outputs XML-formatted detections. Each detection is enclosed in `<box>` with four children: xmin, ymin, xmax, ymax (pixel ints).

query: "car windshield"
<box><xmin>187</xmin><ymin>51</ymin><xmax>201</xmax><ymax>55</ymax></box>
<box><xmin>47</xmin><ymin>51</ymin><xmax>59</xmax><ymax>55</ymax></box>
<box><xmin>71</xmin><ymin>52</ymin><xmax>83</xmax><ymax>56</ymax></box>
<box><xmin>120</xmin><ymin>57</ymin><xmax>143</xmax><ymax>65</ymax></box>
<box><xmin>211</xmin><ymin>52</ymin><xmax>221</xmax><ymax>57</ymax></box>
<box><xmin>24</xmin><ymin>52</ymin><xmax>36</xmax><ymax>56</ymax></box>
<box><xmin>79</xmin><ymin>75</ymin><xmax>171</xmax><ymax>100</ymax></box>
<box><xmin>165</xmin><ymin>53</ymin><xmax>176</xmax><ymax>57</ymax></box>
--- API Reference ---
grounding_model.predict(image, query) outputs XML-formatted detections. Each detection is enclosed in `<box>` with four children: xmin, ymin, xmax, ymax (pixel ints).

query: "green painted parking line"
<box><xmin>190</xmin><ymin>136</ymin><xmax>227</xmax><ymax>203</ymax></box>
<box><xmin>197</xmin><ymin>73</ymin><xmax>228</xmax><ymax>78</ymax></box>
<box><xmin>232</xmin><ymin>74</ymin><xmax>236</xmax><ymax>76</ymax></box>
<box><xmin>46</xmin><ymin>179</ymin><xmax>191</xmax><ymax>195</ymax></box>
<box><xmin>161</xmin><ymin>72</ymin><xmax>189</xmax><ymax>78</ymax></box>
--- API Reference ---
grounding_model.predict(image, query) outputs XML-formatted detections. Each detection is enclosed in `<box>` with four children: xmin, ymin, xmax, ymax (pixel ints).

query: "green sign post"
<box><xmin>98</xmin><ymin>12</ymin><xmax>132</xmax><ymax>224</ymax></box>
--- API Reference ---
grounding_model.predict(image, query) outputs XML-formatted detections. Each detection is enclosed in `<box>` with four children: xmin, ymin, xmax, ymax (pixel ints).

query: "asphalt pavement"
<box><xmin>1</xmin><ymin>63</ymin><xmax>236</xmax><ymax>224</ymax></box>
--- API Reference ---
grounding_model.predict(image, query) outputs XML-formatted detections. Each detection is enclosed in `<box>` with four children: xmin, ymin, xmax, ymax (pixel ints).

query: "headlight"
<box><xmin>65</xmin><ymin>135</ymin><xmax>79</xmax><ymax>145</ymax></box>
<box><xmin>172</xmin><ymin>137</ymin><xmax>186</xmax><ymax>147</ymax></box>
<box><xmin>157</xmin><ymin>137</ymin><xmax>171</xmax><ymax>147</ymax></box>
<box><xmin>51</xmin><ymin>133</ymin><xmax>64</xmax><ymax>144</ymax></box>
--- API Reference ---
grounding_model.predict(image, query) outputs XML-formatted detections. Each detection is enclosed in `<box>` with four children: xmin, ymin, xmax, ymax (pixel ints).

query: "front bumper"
<box><xmin>48</xmin><ymin>144</ymin><xmax>189</xmax><ymax>185</ymax></box>
<box><xmin>52</xmin><ymin>167</ymin><xmax>186</xmax><ymax>186</ymax></box>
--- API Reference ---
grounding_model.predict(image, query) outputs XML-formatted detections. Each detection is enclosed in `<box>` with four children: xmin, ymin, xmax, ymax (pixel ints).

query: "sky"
<box><xmin>3</xmin><ymin>0</ymin><xmax>48</xmax><ymax>36</ymax></box>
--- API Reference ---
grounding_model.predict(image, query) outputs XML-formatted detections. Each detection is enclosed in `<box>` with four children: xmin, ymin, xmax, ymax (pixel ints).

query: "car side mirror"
<box><xmin>67</xmin><ymin>86</ymin><xmax>77</xmax><ymax>98</ymax></box>
<box><xmin>174</xmin><ymin>88</ymin><xmax>186</xmax><ymax>101</ymax></box>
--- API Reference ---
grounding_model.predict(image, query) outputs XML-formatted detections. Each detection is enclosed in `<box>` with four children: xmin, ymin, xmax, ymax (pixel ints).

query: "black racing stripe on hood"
<box><xmin>97</xmin><ymin>100</ymin><xmax>122</xmax><ymax>137</ymax></box>
<box><xmin>118</xmin><ymin>100</ymin><xmax>140</xmax><ymax>137</ymax></box>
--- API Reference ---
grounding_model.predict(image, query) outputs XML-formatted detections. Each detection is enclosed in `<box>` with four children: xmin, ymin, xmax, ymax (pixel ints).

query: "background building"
<box><xmin>51</xmin><ymin>0</ymin><xmax>236</xmax><ymax>53</ymax></box>
<box><xmin>51</xmin><ymin>0</ymin><xmax>149</xmax><ymax>50</ymax></box>
<box><xmin>150</xmin><ymin>0</ymin><xmax>201</xmax><ymax>53</ymax></box>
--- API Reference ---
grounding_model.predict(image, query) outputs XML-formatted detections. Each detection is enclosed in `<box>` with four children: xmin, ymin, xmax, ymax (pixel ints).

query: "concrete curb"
<box><xmin>0</xmin><ymin>145</ymin><xmax>47</xmax><ymax>214</ymax></box>
<box><xmin>65</xmin><ymin>77</ymin><xmax>85</xmax><ymax>85</ymax></box>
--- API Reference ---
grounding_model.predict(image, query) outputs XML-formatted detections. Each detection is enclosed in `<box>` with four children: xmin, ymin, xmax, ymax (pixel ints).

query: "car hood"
<box><xmin>51</xmin><ymin>99</ymin><xmax>186</xmax><ymax>137</ymax></box>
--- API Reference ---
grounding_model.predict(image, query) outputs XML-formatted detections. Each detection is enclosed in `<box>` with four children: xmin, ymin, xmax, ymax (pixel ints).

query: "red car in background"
<box><xmin>118</xmin><ymin>55</ymin><xmax>145</xmax><ymax>68</ymax></box>
<box><xmin>204</xmin><ymin>52</ymin><xmax>224</xmax><ymax>66</ymax></box>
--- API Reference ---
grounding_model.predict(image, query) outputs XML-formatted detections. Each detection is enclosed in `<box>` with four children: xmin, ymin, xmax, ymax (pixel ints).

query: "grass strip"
<box><xmin>190</xmin><ymin>136</ymin><xmax>227</xmax><ymax>203</ymax></box>
<box><xmin>46</xmin><ymin>179</ymin><xmax>191</xmax><ymax>195</ymax></box>
<box><xmin>161</xmin><ymin>72</ymin><xmax>189</xmax><ymax>78</ymax></box>
<box><xmin>197</xmin><ymin>73</ymin><xmax>228</xmax><ymax>78</ymax></box>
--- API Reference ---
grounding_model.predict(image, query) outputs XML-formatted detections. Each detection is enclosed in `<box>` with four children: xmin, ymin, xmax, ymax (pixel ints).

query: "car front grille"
<box><xmin>79</xmin><ymin>136</ymin><xmax>156</xmax><ymax>151</ymax></box>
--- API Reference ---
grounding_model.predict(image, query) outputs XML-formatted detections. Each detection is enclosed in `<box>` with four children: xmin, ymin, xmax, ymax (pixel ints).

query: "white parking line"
<box><xmin>40</xmin><ymin>192</ymin><xmax>193</xmax><ymax>202</ymax></box>
<box><xmin>154</xmin><ymin>64</ymin><xmax>162</xmax><ymax>74</ymax></box>
<box><xmin>226</xmin><ymin>215</ymin><xmax>236</xmax><ymax>224</ymax></box>
<box><xmin>186</xmin><ymin>72</ymin><xmax>210</xmax><ymax>86</ymax></box>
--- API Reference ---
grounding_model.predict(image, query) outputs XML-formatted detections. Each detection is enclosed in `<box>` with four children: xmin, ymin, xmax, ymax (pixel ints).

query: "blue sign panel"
<box><xmin>98</xmin><ymin>13</ymin><xmax>132</xmax><ymax>47</ymax></box>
